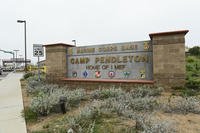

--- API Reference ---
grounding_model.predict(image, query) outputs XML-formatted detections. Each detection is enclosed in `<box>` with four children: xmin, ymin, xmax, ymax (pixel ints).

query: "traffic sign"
<box><xmin>33</xmin><ymin>44</ymin><xmax>44</xmax><ymax>57</ymax></box>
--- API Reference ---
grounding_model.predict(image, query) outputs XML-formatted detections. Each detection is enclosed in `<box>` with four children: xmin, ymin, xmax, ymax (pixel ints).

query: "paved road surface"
<box><xmin>0</xmin><ymin>72</ymin><xmax>9</xmax><ymax>81</ymax></box>
<box><xmin>0</xmin><ymin>72</ymin><xmax>27</xmax><ymax>133</ymax></box>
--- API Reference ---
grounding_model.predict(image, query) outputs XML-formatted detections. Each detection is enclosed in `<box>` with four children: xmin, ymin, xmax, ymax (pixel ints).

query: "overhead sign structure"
<box><xmin>33</xmin><ymin>44</ymin><xmax>44</xmax><ymax>57</ymax></box>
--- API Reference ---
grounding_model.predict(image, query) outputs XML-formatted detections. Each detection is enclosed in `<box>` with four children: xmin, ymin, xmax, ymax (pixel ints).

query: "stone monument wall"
<box><xmin>150</xmin><ymin>30</ymin><xmax>188</xmax><ymax>87</ymax></box>
<box><xmin>45</xmin><ymin>43</ymin><xmax>74</xmax><ymax>83</ymax></box>
<box><xmin>44</xmin><ymin>30</ymin><xmax>188</xmax><ymax>88</ymax></box>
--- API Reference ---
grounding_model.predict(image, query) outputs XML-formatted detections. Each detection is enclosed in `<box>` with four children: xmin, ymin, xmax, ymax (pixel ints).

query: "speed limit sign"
<box><xmin>33</xmin><ymin>44</ymin><xmax>44</xmax><ymax>57</ymax></box>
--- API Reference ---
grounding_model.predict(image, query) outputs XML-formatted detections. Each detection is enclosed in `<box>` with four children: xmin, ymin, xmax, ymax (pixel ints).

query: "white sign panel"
<box><xmin>67</xmin><ymin>41</ymin><xmax>153</xmax><ymax>80</ymax></box>
<box><xmin>33</xmin><ymin>44</ymin><xmax>44</xmax><ymax>57</ymax></box>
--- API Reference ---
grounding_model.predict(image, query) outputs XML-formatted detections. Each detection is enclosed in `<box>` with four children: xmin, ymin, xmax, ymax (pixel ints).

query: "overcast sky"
<box><xmin>0</xmin><ymin>0</ymin><xmax>200</xmax><ymax>63</ymax></box>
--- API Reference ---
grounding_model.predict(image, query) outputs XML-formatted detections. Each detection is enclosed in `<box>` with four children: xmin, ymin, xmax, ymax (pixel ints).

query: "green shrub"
<box><xmin>23</xmin><ymin>72</ymin><xmax>35</xmax><ymax>79</ymax></box>
<box><xmin>186</xmin><ymin>79</ymin><xmax>200</xmax><ymax>90</ymax></box>
<box><xmin>189</xmin><ymin>46</ymin><xmax>200</xmax><ymax>56</ymax></box>
<box><xmin>180</xmin><ymin>89</ymin><xmax>198</xmax><ymax>97</ymax></box>
<box><xmin>186</xmin><ymin>64</ymin><xmax>194</xmax><ymax>71</ymax></box>
<box><xmin>43</xmin><ymin>124</ymin><xmax>49</xmax><ymax>129</ymax></box>
<box><xmin>185</xmin><ymin>55</ymin><xmax>200</xmax><ymax>95</ymax></box>
<box><xmin>171</xmin><ymin>85</ymin><xmax>200</xmax><ymax>97</ymax></box>
<box><xmin>21</xmin><ymin>107</ymin><xmax>38</xmax><ymax>122</ymax></box>
<box><xmin>186</xmin><ymin>56</ymin><xmax>200</xmax><ymax>72</ymax></box>
<box><xmin>186</xmin><ymin>56</ymin><xmax>195</xmax><ymax>63</ymax></box>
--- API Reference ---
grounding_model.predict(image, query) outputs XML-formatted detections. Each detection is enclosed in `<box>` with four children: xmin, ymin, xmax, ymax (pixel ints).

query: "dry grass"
<box><xmin>20</xmin><ymin>80</ymin><xmax>31</xmax><ymax>107</ymax></box>
<box><xmin>156</xmin><ymin>112</ymin><xmax>200</xmax><ymax>133</ymax></box>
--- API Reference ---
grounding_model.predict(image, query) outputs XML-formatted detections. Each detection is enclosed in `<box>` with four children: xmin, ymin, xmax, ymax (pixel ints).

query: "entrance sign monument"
<box><xmin>44</xmin><ymin>30</ymin><xmax>188</xmax><ymax>88</ymax></box>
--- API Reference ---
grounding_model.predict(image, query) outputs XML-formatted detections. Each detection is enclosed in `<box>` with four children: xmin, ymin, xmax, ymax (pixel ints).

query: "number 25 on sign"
<box><xmin>33</xmin><ymin>44</ymin><xmax>44</xmax><ymax>57</ymax></box>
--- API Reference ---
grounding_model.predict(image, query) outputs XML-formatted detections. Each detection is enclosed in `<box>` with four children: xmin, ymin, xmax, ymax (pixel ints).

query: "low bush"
<box><xmin>130</xmin><ymin>86</ymin><xmax>163</xmax><ymax>98</ymax></box>
<box><xmin>135</xmin><ymin>113</ymin><xmax>176</xmax><ymax>133</ymax></box>
<box><xmin>91</xmin><ymin>86</ymin><xmax>163</xmax><ymax>100</ymax></box>
<box><xmin>172</xmin><ymin>86</ymin><xmax>199</xmax><ymax>97</ymax></box>
<box><xmin>26</xmin><ymin>76</ymin><xmax>45</xmax><ymax>93</ymax></box>
<box><xmin>185</xmin><ymin>55</ymin><xmax>200</xmax><ymax>92</ymax></box>
<box><xmin>102</xmin><ymin>97</ymin><xmax>158</xmax><ymax>116</ymax></box>
<box><xmin>186</xmin><ymin>79</ymin><xmax>200</xmax><ymax>90</ymax></box>
<box><xmin>30</xmin><ymin>91</ymin><xmax>56</xmax><ymax>116</ymax></box>
<box><xmin>189</xmin><ymin>46</ymin><xmax>200</xmax><ymax>56</ymax></box>
<box><xmin>23</xmin><ymin>72</ymin><xmax>35</xmax><ymax>79</ymax></box>
<box><xmin>30</xmin><ymin>87</ymin><xmax>86</xmax><ymax>116</ymax></box>
<box><xmin>66</xmin><ymin>99</ymin><xmax>176</xmax><ymax>133</ymax></box>
<box><xmin>180</xmin><ymin>88</ymin><xmax>199</xmax><ymax>97</ymax></box>
<box><xmin>129</xmin><ymin>97</ymin><xmax>158</xmax><ymax>111</ymax></box>
<box><xmin>186</xmin><ymin>56</ymin><xmax>196</xmax><ymax>63</ymax></box>
<box><xmin>21</xmin><ymin>107</ymin><xmax>38</xmax><ymax>122</ymax></box>
<box><xmin>67</xmin><ymin>101</ymin><xmax>109</xmax><ymax>131</ymax></box>
<box><xmin>91</xmin><ymin>87</ymin><xmax>124</xmax><ymax>99</ymax></box>
<box><xmin>162</xmin><ymin>96</ymin><xmax>200</xmax><ymax>114</ymax></box>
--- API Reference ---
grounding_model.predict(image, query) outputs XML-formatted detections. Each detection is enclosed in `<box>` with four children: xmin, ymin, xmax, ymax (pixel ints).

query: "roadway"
<box><xmin>0</xmin><ymin>72</ymin><xmax>9</xmax><ymax>81</ymax></box>
<box><xmin>0</xmin><ymin>72</ymin><xmax>27</xmax><ymax>133</ymax></box>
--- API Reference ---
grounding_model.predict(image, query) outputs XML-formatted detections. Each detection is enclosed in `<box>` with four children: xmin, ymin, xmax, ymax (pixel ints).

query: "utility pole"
<box><xmin>13</xmin><ymin>50</ymin><xmax>19</xmax><ymax>70</ymax></box>
<box><xmin>72</xmin><ymin>40</ymin><xmax>76</xmax><ymax>46</ymax></box>
<box><xmin>17</xmin><ymin>20</ymin><xmax>27</xmax><ymax>72</ymax></box>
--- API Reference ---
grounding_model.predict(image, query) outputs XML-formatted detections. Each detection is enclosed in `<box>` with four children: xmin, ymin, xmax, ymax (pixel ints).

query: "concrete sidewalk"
<box><xmin>0</xmin><ymin>72</ymin><xmax>27</xmax><ymax>133</ymax></box>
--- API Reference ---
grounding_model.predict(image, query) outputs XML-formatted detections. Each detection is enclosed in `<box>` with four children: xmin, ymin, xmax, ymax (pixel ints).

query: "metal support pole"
<box><xmin>17</xmin><ymin>20</ymin><xmax>27</xmax><ymax>72</ymax></box>
<box><xmin>13</xmin><ymin>50</ymin><xmax>19</xmax><ymax>70</ymax></box>
<box><xmin>15</xmin><ymin>52</ymin><xmax>17</xmax><ymax>71</ymax></box>
<box><xmin>72</xmin><ymin>40</ymin><xmax>76</xmax><ymax>46</ymax></box>
<box><xmin>24</xmin><ymin>21</ymin><xmax>27</xmax><ymax>73</ymax></box>
<box><xmin>38</xmin><ymin>52</ymin><xmax>40</xmax><ymax>81</ymax></box>
<box><xmin>13</xmin><ymin>53</ymin><xmax>15</xmax><ymax>72</ymax></box>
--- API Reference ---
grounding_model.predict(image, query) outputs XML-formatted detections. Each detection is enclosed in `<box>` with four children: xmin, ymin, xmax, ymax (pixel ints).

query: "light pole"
<box><xmin>13</xmin><ymin>50</ymin><xmax>19</xmax><ymax>69</ymax></box>
<box><xmin>72</xmin><ymin>40</ymin><xmax>76</xmax><ymax>46</ymax></box>
<box><xmin>17</xmin><ymin>20</ymin><xmax>27</xmax><ymax>72</ymax></box>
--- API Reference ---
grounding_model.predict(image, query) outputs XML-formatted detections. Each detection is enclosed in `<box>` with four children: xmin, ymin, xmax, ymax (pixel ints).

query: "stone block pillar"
<box><xmin>149</xmin><ymin>30</ymin><xmax>189</xmax><ymax>87</ymax></box>
<box><xmin>44</xmin><ymin>43</ymin><xmax>74</xmax><ymax>83</ymax></box>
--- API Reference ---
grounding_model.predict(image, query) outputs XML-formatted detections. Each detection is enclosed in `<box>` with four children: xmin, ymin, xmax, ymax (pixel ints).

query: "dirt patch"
<box><xmin>156</xmin><ymin>112</ymin><xmax>200</xmax><ymax>133</ymax></box>
<box><xmin>20</xmin><ymin>80</ymin><xmax>31</xmax><ymax>107</ymax></box>
<box><xmin>93</xmin><ymin>115</ymin><xmax>136</xmax><ymax>133</ymax></box>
